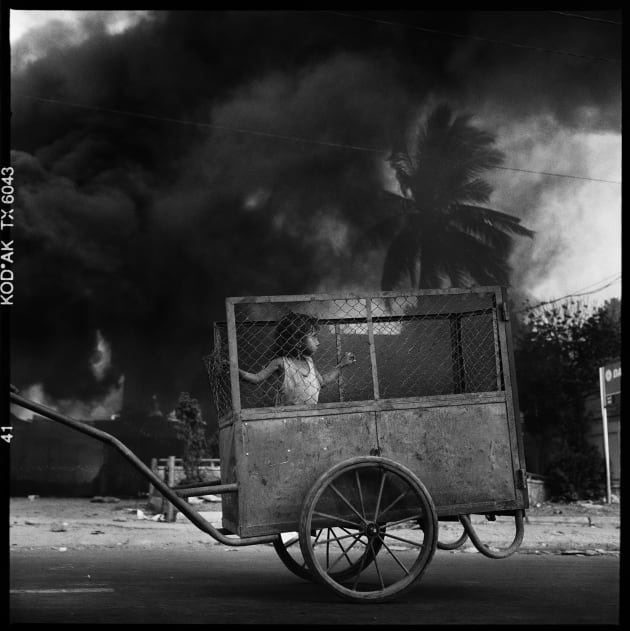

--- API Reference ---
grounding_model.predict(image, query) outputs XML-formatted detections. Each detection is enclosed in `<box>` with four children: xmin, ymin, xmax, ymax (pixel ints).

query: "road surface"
<box><xmin>10</xmin><ymin>546</ymin><xmax>619</xmax><ymax>624</ymax></box>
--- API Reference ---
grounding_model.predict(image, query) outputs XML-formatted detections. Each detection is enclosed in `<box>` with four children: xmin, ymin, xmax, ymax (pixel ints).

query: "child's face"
<box><xmin>302</xmin><ymin>330</ymin><xmax>320</xmax><ymax>356</ymax></box>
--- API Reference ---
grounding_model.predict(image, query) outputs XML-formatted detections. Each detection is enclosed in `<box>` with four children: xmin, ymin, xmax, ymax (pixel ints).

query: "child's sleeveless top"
<box><xmin>276</xmin><ymin>357</ymin><xmax>321</xmax><ymax>405</ymax></box>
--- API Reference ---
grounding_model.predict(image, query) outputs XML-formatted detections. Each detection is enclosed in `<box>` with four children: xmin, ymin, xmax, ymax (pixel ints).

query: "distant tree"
<box><xmin>573</xmin><ymin>298</ymin><xmax>621</xmax><ymax>385</ymax></box>
<box><xmin>174</xmin><ymin>392</ymin><xmax>209</xmax><ymax>484</ymax></box>
<box><xmin>515</xmin><ymin>298</ymin><xmax>621</xmax><ymax>500</ymax></box>
<box><xmin>365</xmin><ymin>103</ymin><xmax>534</xmax><ymax>290</ymax></box>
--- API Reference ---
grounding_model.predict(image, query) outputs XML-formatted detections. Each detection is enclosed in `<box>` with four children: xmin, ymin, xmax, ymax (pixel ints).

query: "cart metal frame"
<box><xmin>10</xmin><ymin>286</ymin><xmax>528</xmax><ymax>603</ymax></box>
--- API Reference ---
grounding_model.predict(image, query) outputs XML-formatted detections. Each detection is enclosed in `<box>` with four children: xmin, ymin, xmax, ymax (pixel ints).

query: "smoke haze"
<box><xmin>8</xmin><ymin>10</ymin><xmax>621</xmax><ymax>423</ymax></box>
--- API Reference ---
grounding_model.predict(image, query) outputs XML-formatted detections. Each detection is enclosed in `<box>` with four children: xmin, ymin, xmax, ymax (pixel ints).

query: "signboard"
<box><xmin>606</xmin><ymin>393</ymin><xmax>620</xmax><ymax>410</ymax></box>
<box><xmin>602</xmin><ymin>360</ymin><xmax>621</xmax><ymax>397</ymax></box>
<box><xmin>598</xmin><ymin>359</ymin><xmax>620</xmax><ymax>504</ymax></box>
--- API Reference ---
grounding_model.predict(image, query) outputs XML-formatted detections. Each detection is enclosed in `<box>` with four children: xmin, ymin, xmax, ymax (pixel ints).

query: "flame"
<box><xmin>90</xmin><ymin>329</ymin><xmax>111</xmax><ymax>381</ymax></box>
<box><xmin>11</xmin><ymin>376</ymin><xmax>125</xmax><ymax>422</ymax></box>
<box><xmin>10</xmin><ymin>383</ymin><xmax>47</xmax><ymax>421</ymax></box>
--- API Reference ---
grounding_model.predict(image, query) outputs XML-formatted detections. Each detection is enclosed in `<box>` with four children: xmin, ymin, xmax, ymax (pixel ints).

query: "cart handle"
<box><xmin>9</xmin><ymin>388</ymin><xmax>277</xmax><ymax>547</ymax></box>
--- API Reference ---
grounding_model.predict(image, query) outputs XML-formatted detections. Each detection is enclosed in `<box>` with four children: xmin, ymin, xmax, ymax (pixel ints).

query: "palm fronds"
<box><xmin>370</xmin><ymin>103</ymin><xmax>533</xmax><ymax>291</ymax></box>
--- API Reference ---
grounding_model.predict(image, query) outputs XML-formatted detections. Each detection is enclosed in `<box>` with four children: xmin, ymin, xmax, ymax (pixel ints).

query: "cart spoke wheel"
<box><xmin>273</xmin><ymin>528</ymin><xmax>383</xmax><ymax>582</ymax></box>
<box><xmin>299</xmin><ymin>456</ymin><xmax>437</xmax><ymax>603</ymax></box>
<box><xmin>273</xmin><ymin>532</ymin><xmax>312</xmax><ymax>581</ymax></box>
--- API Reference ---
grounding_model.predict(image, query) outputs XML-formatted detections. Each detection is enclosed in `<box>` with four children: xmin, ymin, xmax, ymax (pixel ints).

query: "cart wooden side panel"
<box><xmin>218</xmin><ymin>418</ymin><xmax>239</xmax><ymax>533</ymax></box>
<box><xmin>220</xmin><ymin>395</ymin><xmax>526</xmax><ymax>537</ymax></box>
<box><xmin>376</xmin><ymin>398</ymin><xmax>528</xmax><ymax>514</ymax></box>
<box><xmin>224</xmin><ymin>410</ymin><xmax>378</xmax><ymax>537</ymax></box>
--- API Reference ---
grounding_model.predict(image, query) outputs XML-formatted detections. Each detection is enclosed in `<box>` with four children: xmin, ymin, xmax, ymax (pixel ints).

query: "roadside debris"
<box><xmin>50</xmin><ymin>522</ymin><xmax>68</xmax><ymax>532</ymax></box>
<box><xmin>200</xmin><ymin>495</ymin><xmax>221</xmax><ymax>502</ymax></box>
<box><xmin>126</xmin><ymin>508</ymin><xmax>167</xmax><ymax>521</ymax></box>
<box><xmin>90</xmin><ymin>496</ymin><xmax>120</xmax><ymax>503</ymax></box>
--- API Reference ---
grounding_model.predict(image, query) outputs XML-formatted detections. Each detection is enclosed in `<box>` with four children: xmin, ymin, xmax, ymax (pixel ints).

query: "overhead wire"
<box><xmin>324</xmin><ymin>11</ymin><xmax>621</xmax><ymax>63</ymax></box>
<box><xmin>10</xmin><ymin>94</ymin><xmax>385</xmax><ymax>154</ymax></box>
<box><xmin>10</xmin><ymin>10</ymin><xmax>620</xmax><ymax>186</ymax></box>
<box><xmin>514</xmin><ymin>274</ymin><xmax>621</xmax><ymax>313</ymax></box>
<box><xmin>12</xmin><ymin>93</ymin><xmax>622</xmax><ymax>185</ymax></box>
<box><xmin>546</xmin><ymin>11</ymin><xmax>622</xmax><ymax>26</ymax></box>
<box><xmin>566</xmin><ymin>276</ymin><xmax>621</xmax><ymax>298</ymax></box>
<box><xmin>569</xmin><ymin>273</ymin><xmax>623</xmax><ymax>295</ymax></box>
<box><xmin>492</xmin><ymin>165</ymin><xmax>619</xmax><ymax>185</ymax></box>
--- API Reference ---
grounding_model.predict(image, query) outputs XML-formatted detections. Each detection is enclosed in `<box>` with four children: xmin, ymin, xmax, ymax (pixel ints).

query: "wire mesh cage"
<box><xmin>205</xmin><ymin>289</ymin><xmax>505</xmax><ymax>418</ymax></box>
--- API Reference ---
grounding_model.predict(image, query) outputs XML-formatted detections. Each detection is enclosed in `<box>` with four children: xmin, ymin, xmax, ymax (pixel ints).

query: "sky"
<box><xmin>6</xmin><ymin>10</ymin><xmax>622</xmax><ymax>423</ymax></box>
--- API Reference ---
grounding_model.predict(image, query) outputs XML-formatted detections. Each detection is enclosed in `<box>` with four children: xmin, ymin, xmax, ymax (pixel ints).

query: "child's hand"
<box><xmin>341</xmin><ymin>352</ymin><xmax>356</xmax><ymax>367</ymax></box>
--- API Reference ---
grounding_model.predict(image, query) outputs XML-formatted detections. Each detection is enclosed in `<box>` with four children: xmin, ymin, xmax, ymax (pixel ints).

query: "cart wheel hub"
<box><xmin>366</xmin><ymin>523</ymin><xmax>380</xmax><ymax>537</ymax></box>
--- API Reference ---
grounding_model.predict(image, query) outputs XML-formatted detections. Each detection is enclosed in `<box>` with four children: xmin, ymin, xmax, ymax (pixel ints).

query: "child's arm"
<box><xmin>239</xmin><ymin>357</ymin><xmax>283</xmax><ymax>384</ymax></box>
<box><xmin>318</xmin><ymin>352</ymin><xmax>356</xmax><ymax>387</ymax></box>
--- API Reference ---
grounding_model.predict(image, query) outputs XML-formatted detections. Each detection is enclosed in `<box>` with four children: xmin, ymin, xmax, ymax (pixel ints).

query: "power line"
<box><xmin>493</xmin><ymin>165</ymin><xmax>619</xmax><ymax>185</ymax></box>
<box><xmin>13</xmin><ymin>93</ymin><xmax>623</xmax><ymax>185</ymax></box>
<box><xmin>325</xmin><ymin>11</ymin><xmax>621</xmax><ymax>64</ymax></box>
<box><xmin>570</xmin><ymin>272</ymin><xmax>623</xmax><ymax>295</ymax></box>
<box><xmin>12</xmin><ymin>94</ymin><xmax>383</xmax><ymax>154</ymax></box>
<box><xmin>546</xmin><ymin>11</ymin><xmax>622</xmax><ymax>26</ymax></box>
<box><xmin>514</xmin><ymin>274</ymin><xmax>621</xmax><ymax>313</ymax></box>
<box><xmin>571</xmin><ymin>277</ymin><xmax>621</xmax><ymax>298</ymax></box>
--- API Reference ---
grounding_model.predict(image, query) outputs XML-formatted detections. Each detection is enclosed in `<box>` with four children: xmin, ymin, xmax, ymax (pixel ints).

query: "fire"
<box><xmin>11</xmin><ymin>376</ymin><xmax>125</xmax><ymax>422</ymax></box>
<box><xmin>90</xmin><ymin>329</ymin><xmax>111</xmax><ymax>381</ymax></box>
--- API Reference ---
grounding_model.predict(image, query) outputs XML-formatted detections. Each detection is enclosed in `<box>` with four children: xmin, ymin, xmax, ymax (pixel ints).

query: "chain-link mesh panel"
<box><xmin>208</xmin><ymin>291</ymin><xmax>504</xmax><ymax>413</ymax></box>
<box><xmin>369</xmin><ymin>292</ymin><xmax>501</xmax><ymax>398</ymax></box>
<box><xmin>233</xmin><ymin>299</ymin><xmax>371</xmax><ymax>408</ymax></box>
<box><xmin>204</xmin><ymin>323</ymin><xmax>232</xmax><ymax>419</ymax></box>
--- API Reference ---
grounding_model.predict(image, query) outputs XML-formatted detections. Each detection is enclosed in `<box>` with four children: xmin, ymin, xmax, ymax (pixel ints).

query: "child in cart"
<box><xmin>238</xmin><ymin>311</ymin><xmax>356</xmax><ymax>405</ymax></box>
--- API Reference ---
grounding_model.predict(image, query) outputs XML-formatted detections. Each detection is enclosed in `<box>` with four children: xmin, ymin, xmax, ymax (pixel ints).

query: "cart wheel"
<box><xmin>436</xmin><ymin>524</ymin><xmax>469</xmax><ymax>550</ymax></box>
<box><xmin>459</xmin><ymin>510</ymin><xmax>525</xmax><ymax>559</ymax></box>
<box><xmin>273</xmin><ymin>532</ymin><xmax>312</xmax><ymax>581</ymax></box>
<box><xmin>273</xmin><ymin>529</ymin><xmax>384</xmax><ymax>582</ymax></box>
<box><xmin>299</xmin><ymin>456</ymin><xmax>437</xmax><ymax>603</ymax></box>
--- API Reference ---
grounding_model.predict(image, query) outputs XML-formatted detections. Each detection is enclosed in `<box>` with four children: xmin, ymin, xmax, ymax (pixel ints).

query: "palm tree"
<box><xmin>366</xmin><ymin>103</ymin><xmax>534</xmax><ymax>290</ymax></box>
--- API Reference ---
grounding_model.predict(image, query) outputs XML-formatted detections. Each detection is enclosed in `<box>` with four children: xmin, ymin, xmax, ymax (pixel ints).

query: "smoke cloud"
<box><xmin>9</xmin><ymin>10</ymin><xmax>621</xmax><ymax>423</ymax></box>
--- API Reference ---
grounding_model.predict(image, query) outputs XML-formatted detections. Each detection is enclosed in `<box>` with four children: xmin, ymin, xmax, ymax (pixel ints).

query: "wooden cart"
<box><xmin>206</xmin><ymin>286</ymin><xmax>528</xmax><ymax>601</ymax></box>
<box><xmin>10</xmin><ymin>286</ymin><xmax>528</xmax><ymax>604</ymax></box>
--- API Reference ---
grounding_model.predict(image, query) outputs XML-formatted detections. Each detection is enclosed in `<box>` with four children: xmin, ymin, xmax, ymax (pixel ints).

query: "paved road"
<box><xmin>10</xmin><ymin>546</ymin><xmax>619</xmax><ymax>624</ymax></box>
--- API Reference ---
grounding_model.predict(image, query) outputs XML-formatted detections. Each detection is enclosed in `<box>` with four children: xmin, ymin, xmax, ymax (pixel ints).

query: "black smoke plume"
<box><xmin>9</xmin><ymin>10</ymin><xmax>621</xmax><ymax>423</ymax></box>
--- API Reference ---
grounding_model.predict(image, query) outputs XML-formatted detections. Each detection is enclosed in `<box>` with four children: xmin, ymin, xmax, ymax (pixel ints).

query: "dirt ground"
<box><xmin>526</xmin><ymin>498</ymin><xmax>620</xmax><ymax>517</ymax></box>
<box><xmin>9</xmin><ymin>495</ymin><xmax>620</xmax><ymax>555</ymax></box>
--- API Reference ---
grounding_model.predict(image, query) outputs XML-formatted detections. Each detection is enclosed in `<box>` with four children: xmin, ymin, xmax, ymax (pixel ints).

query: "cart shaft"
<box><xmin>9</xmin><ymin>389</ymin><xmax>276</xmax><ymax>547</ymax></box>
